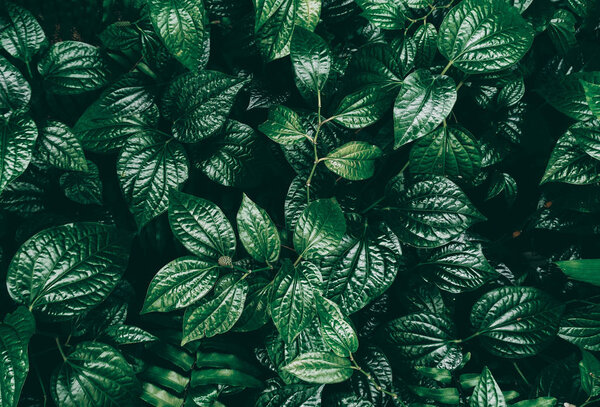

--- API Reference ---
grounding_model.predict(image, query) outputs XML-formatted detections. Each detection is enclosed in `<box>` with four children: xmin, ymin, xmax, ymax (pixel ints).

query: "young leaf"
<box><xmin>163</xmin><ymin>70</ymin><xmax>248</xmax><ymax>142</ymax></box>
<box><xmin>37</xmin><ymin>41</ymin><xmax>110</xmax><ymax>95</ymax></box>
<box><xmin>148</xmin><ymin>0</ymin><xmax>210</xmax><ymax>70</ymax></box>
<box><xmin>290</xmin><ymin>27</ymin><xmax>331</xmax><ymax>100</ymax></box>
<box><xmin>294</xmin><ymin>198</ymin><xmax>346</xmax><ymax>261</ymax></box>
<box><xmin>354</xmin><ymin>0</ymin><xmax>407</xmax><ymax>30</ymax></box>
<box><xmin>470</xmin><ymin>286</ymin><xmax>564</xmax><ymax>358</ymax></box>
<box><xmin>0</xmin><ymin>114</ymin><xmax>37</xmax><ymax>195</ymax></box>
<box><xmin>0</xmin><ymin>1</ymin><xmax>46</xmax><ymax>62</ymax></box>
<box><xmin>60</xmin><ymin>160</ymin><xmax>103</xmax><ymax>205</ymax></box>
<box><xmin>168</xmin><ymin>190</ymin><xmax>237</xmax><ymax>261</ymax></box>
<box><xmin>470</xmin><ymin>367</ymin><xmax>506</xmax><ymax>407</ymax></box>
<box><xmin>237</xmin><ymin>193</ymin><xmax>280</xmax><ymax>264</ymax></box>
<box><xmin>51</xmin><ymin>342</ymin><xmax>137</xmax><ymax>406</ymax></box>
<box><xmin>486</xmin><ymin>172</ymin><xmax>517</xmax><ymax>205</ymax></box>
<box><xmin>555</xmin><ymin>259</ymin><xmax>600</xmax><ymax>286</ymax></box>
<box><xmin>0</xmin><ymin>55</ymin><xmax>31</xmax><ymax>114</ymax></box>
<box><xmin>6</xmin><ymin>223</ymin><xmax>132</xmax><ymax>319</ymax></box>
<box><xmin>117</xmin><ymin>133</ymin><xmax>189</xmax><ymax>228</ymax></box>
<box><xmin>315</xmin><ymin>294</ymin><xmax>359</xmax><ymax>357</ymax></box>
<box><xmin>394</xmin><ymin>69</ymin><xmax>457</xmax><ymax>148</ymax></box>
<box><xmin>142</xmin><ymin>256</ymin><xmax>219</xmax><ymax>314</ymax></box>
<box><xmin>270</xmin><ymin>260</ymin><xmax>322</xmax><ymax>343</ymax></box>
<box><xmin>182</xmin><ymin>275</ymin><xmax>249</xmax><ymax>345</ymax></box>
<box><xmin>259</xmin><ymin>105</ymin><xmax>308</xmax><ymax>145</ymax></box>
<box><xmin>36</xmin><ymin>121</ymin><xmax>88</xmax><ymax>172</ymax></box>
<box><xmin>437</xmin><ymin>0</ymin><xmax>534</xmax><ymax>73</ymax></box>
<box><xmin>323</xmin><ymin>141</ymin><xmax>382</xmax><ymax>181</ymax></box>
<box><xmin>282</xmin><ymin>352</ymin><xmax>353</xmax><ymax>384</ymax></box>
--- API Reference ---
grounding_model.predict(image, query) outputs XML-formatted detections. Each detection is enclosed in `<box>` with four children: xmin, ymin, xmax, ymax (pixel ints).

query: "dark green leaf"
<box><xmin>259</xmin><ymin>105</ymin><xmax>309</xmax><ymax>145</ymax></box>
<box><xmin>36</xmin><ymin>121</ymin><xmax>87</xmax><ymax>172</ymax></box>
<box><xmin>294</xmin><ymin>198</ymin><xmax>346</xmax><ymax>261</ymax></box>
<box><xmin>354</xmin><ymin>0</ymin><xmax>407</xmax><ymax>30</ymax></box>
<box><xmin>315</xmin><ymin>294</ymin><xmax>358</xmax><ymax>357</ymax></box>
<box><xmin>323</xmin><ymin>141</ymin><xmax>382</xmax><ymax>180</ymax></box>
<box><xmin>559</xmin><ymin>304</ymin><xmax>600</xmax><ymax>351</ymax></box>
<box><xmin>102</xmin><ymin>325</ymin><xmax>158</xmax><ymax>345</ymax></box>
<box><xmin>580</xmin><ymin>350</ymin><xmax>600</xmax><ymax>396</ymax></box>
<box><xmin>0</xmin><ymin>114</ymin><xmax>37</xmax><ymax>195</ymax></box>
<box><xmin>60</xmin><ymin>160</ymin><xmax>103</xmax><ymax>205</ymax></box>
<box><xmin>255</xmin><ymin>383</ymin><xmax>324</xmax><ymax>407</ymax></box>
<box><xmin>582</xmin><ymin>79</ymin><xmax>600</xmax><ymax>120</ymax></box>
<box><xmin>0</xmin><ymin>1</ymin><xmax>46</xmax><ymax>62</ymax></box>
<box><xmin>539</xmin><ymin>72</ymin><xmax>600</xmax><ymax>121</ymax></box>
<box><xmin>547</xmin><ymin>9</ymin><xmax>577</xmax><ymax>57</ymax></box>
<box><xmin>237</xmin><ymin>193</ymin><xmax>280</xmax><ymax>264</ymax></box>
<box><xmin>345</xmin><ymin>43</ymin><xmax>403</xmax><ymax>90</ymax></box>
<box><xmin>0</xmin><ymin>55</ymin><xmax>30</xmax><ymax>114</ymax></box>
<box><xmin>290</xmin><ymin>27</ymin><xmax>331</xmax><ymax>100</ymax></box>
<box><xmin>555</xmin><ymin>259</ymin><xmax>600</xmax><ymax>287</ymax></box>
<box><xmin>254</xmin><ymin>0</ymin><xmax>297</xmax><ymax>61</ymax></box>
<box><xmin>282</xmin><ymin>352</ymin><xmax>353</xmax><ymax>384</ymax></box>
<box><xmin>470</xmin><ymin>367</ymin><xmax>506</xmax><ymax>407</ymax></box>
<box><xmin>333</xmin><ymin>85</ymin><xmax>395</xmax><ymax>129</ymax></box>
<box><xmin>413</xmin><ymin>23</ymin><xmax>437</xmax><ymax>68</ymax></box>
<box><xmin>485</xmin><ymin>172</ymin><xmax>517</xmax><ymax>205</ymax></box>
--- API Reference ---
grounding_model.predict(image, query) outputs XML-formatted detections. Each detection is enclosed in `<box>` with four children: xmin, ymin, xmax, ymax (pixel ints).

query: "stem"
<box><xmin>399</xmin><ymin>159</ymin><xmax>410</xmax><ymax>174</ymax></box>
<box><xmin>55</xmin><ymin>337</ymin><xmax>67</xmax><ymax>362</ymax></box>
<box><xmin>293</xmin><ymin>254</ymin><xmax>303</xmax><ymax>268</ymax></box>
<box><xmin>512</xmin><ymin>362</ymin><xmax>531</xmax><ymax>388</ymax></box>
<box><xmin>361</xmin><ymin>196</ymin><xmax>385</xmax><ymax>214</ymax></box>
<box><xmin>32</xmin><ymin>357</ymin><xmax>47</xmax><ymax>407</ymax></box>
<box><xmin>440</xmin><ymin>60</ymin><xmax>453</xmax><ymax>76</ymax></box>
<box><xmin>451</xmin><ymin>331</ymin><xmax>481</xmax><ymax>344</ymax></box>
<box><xmin>306</xmin><ymin>90</ymin><xmax>324</xmax><ymax>203</ymax></box>
<box><xmin>25</xmin><ymin>61</ymin><xmax>33</xmax><ymax>78</ymax></box>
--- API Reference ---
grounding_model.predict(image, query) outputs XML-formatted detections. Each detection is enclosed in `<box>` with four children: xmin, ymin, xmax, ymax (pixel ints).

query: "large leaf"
<box><xmin>0</xmin><ymin>307</ymin><xmax>35</xmax><ymax>407</ymax></box>
<box><xmin>417</xmin><ymin>241</ymin><xmax>496</xmax><ymax>294</ymax></box>
<box><xmin>345</xmin><ymin>43</ymin><xmax>404</xmax><ymax>89</ymax></box>
<box><xmin>254</xmin><ymin>0</ymin><xmax>297</xmax><ymax>61</ymax></box>
<box><xmin>321</xmin><ymin>221</ymin><xmax>402</xmax><ymax>314</ymax></box>
<box><xmin>255</xmin><ymin>383</ymin><xmax>324</xmax><ymax>407</ymax></box>
<box><xmin>237</xmin><ymin>193</ymin><xmax>280</xmax><ymax>264</ymax></box>
<box><xmin>117</xmin><ymin>133</ymin><xmax>189</xmax><ymax>227</ymax></box>
<box><xmin>163</xmin><ymin>70</ymin><xmax>247</xmax><ymax>142</ymax></box>
<box><xmin>470</xmin><ymin>367</ymin><xmax>506</xmax><ymax>407</ymax></box>
<box><xmin>383</xmin><ymin>312</ymin><xmax>460</xmax><ymax>366</ymax></box>
<box><xmin>555</xmin><ymin>259</ymin><xmax>600</xmax><ymax>286</ymax></box>
<box><xmin>332</xmin><ymin>85</ymin><xmax>395</xmax><ymax>129</ymax></box>
<box><xmin>142</xmin><ymin>256</ymin><xmax>219</xmax><ymax>313</ymax></box>
<box><xmin>409</xmin><ymin>125</ymin><xmax>482</xmax><ymax>182</ymax></box>
<box><xmin>37</xmin><ymin>41</ymin><xmax>109</xmax><ymax>95</ymax></box>
<box><xmin>323</xmin><ymin>141</ymin><xmax>382</xmax><ymax>180</ymax></box>
<box><xmin>0</xmin><ymin>55</ymin><xmax>30</xmax><ymax>114</ymax></box>
<box><xmin>0</xmin><ymin>115</ymin><xmax>37</xmax><ymax>195</ymax></box>
<box><xmin>382</xmin><ymin>174</ymin><xmax>486</xmax><ymax>248</ymax></box>
<box><xmin>259</xmin><ymin>105</ymin><xmax>309</xmax><ymax>145</ymax></box>
<box><xmin>581</xmin><ymin>79</ymin><xmax>600</xmax><ymax>120</ymax></box>
<box><xmin>51</xmin><ymin>341</ymin><xmax>137</xmax><ymax>406</ymax></box>
<box><xmin>168</xmin><ymin>190</ymin><xmax>236</xmax><ymax>261</ymax></box>
<box><xmin>36</xmin><ymin>121</ymin><xmax>88</xmax><ymax>172</ymax></box>
<box><xmin>354</xmin><ymin>0</ymin><xmax>407</xmax><ymax>30</ymax></box>
<box><xmin>6</xmin><ymin>223</ymin><xmax>132</xmax><ymax>319</ymax></box>
<box><xmin>294</xmin><ymin>198</ymin><xmax>346</xmax><ymax>261</ymax></box>
<box><xmin>470</xmin><ymin>286</ymin><xmax>564</xmax><ymax>358</ymax></box>
<box><xmin>437</xmin><ymin>0</ymin><xmax>534</xmax><ymax>73</ymax></box>
<box><xmin>315</xmin><ymin>294</ymin><xmax>359</xmax><ymax>357</ymax></box>
<box><xmin>148</xmin><ymin>0</ymin><xmax>210</xmax><ymax>70</ymax></box>
<box><xmin>270</xmin><ymin>260</ymin><xmax>322</xmax><ymax>343</ymax></box>
<box><xmin>0</xmin><ymin>1</ymin><xmax>46</xmax><ymax>62</ymax></box>
<box><xmin>282</xmin><ymin>352</ymin><xmax>353</xmax><ymax>384</ymax></box>
<box><xmin>559</xmin><ymin>304</ymin><xmax>600</xmax><ymax>351</ymax></box>
<box><xmin>393</xmin><ymin>69</ymin><xmax>457</xmax><ymax>148</ymax></box>
<box><xmin>413</xmin><ymin>23</ymin><xmax>437</xmax><ymax>68</ymax></box>
<box><xmin>290</xmin><ymin>26</ymin><xmax>331</xmax><ymax>101</ymax></box>
<box><xmin>539</xmin><ymin>72</ymin><xmax>600</xmax><ymax>121</ymax></box>
<box><xmin>182</xmin><ymin>274</ymin><xmax>249</xmax><ymax>345</ymax></box>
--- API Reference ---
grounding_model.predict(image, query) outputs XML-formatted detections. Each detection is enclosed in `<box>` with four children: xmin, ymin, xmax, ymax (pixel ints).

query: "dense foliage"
<box><xmin>1</xmin><ymin>0</ymin><xmax>600</xmax><ymax>406</ymax></box>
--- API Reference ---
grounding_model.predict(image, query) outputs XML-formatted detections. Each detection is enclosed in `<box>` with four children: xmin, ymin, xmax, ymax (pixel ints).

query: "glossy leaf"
<box><xmin>315</xmin><ymin>294</ymin><xmax>358</xmax><ymax>357</ymax></box>
<box><xmin>539</xmin><ymin>72</ymin><xmax>600</xmax><ymax>121</ymax></box>
<box><xmin>345</xmin><ymin>43</ymin><xmax>403</xmax><ymax>89</ymax></box>
<box><xmin>259</xmin><ymin>105</ymin><xmax>309</xmax><ymax>145</ymax></box>
<box><xmin>555</xmin><ymin>259</ymin><xmax>600</xmax><ymax>287</ymax></box>
<box><xmin>254</xmin><ymin>0</ymin><xmax>297</xmax><ymax>61</ymax></box>
<box><xmin>0</xmin><ymin>55</ymin><xmax>30</xmax><ymax>114</ymax></box>
<box><xmin>36</xmin><ymin>121</ymin><xmax>87</xmax><ymax>172</ymax></box>
<box><xmin>413</xmin><ymin>23</ymin><xmax>437</xmax><ymax>68</ymax></box>
<box><xmin>581</xmin><ymin>79</ymin><xmax>600</xmax><ymax>120</ymax></box>
<box><xmin>0</xmin><ymin>115</ymin><xmax>37</xmax><ymax>195</ymax></box>
<box><xmin>294</xmin><ymin>198</ymin><xmax>346</xmax><ymax>261</ymax></box>
<box><xmin>354</xmin><ymin>0</ymin><xmax>407</xmax><ymax>30</ymax></box>
<box><xmin>237</xmin><ymin>193</ymin><xmax>280</xmax><ymax>264</ymax></box>
<box><xmin>290</xmin><ymin>27</ymin><xmax>331</xmax><ymax>100</ymax></box>
<box><xmin>282</xmin><ymin>352</ymin><xmax>353</xmax><ymax>384</ymax></box>
<box><xmin>0</xmin><ymin>1</ymin><xmax>46</xmax><ymax>62</ymax></box>
<box><xmin>470</xmin><ymin>367</ymin><xmax>506</xmax><ymax>407</ymax></box>
<box><xmin>559</xmin><ymin>304</ymin><xmax>600</xmax><ymax>351</ymax></box>
<box><xmin>323</xmin><ymin>141</ymin><xmax>382</xmax><ymax>181</ymax></box>
<box><xmin>60</xmin><ymin>160</ymin><xmax>103</xmax><ymax>205</ymax></box>
<box><xmin>393</xmin><ymin>69</ymin><xmax>457</xmax><ymax>148</ymax></box>
<box><xmin>333</xmin><ymin>85</ymin><xmax>395</xmax><ymax>129</ymax></box>
<box><xmin>255</xmin><ymin>383</ymin><xmax>324</xmax><ymax>407</ymax></box>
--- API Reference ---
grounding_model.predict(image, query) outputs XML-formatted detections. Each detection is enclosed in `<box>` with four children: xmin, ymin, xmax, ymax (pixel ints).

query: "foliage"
<box><xmin>1</xmin><ymin>0</ymin><xmax>600</xmax><ymax>406</ymax></box>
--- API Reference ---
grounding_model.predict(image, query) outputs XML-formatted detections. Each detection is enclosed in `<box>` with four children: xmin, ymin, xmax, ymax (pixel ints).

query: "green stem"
<box><xmin>55</xmin><ymin>337</ymin><xmax>67</xmax><ymax>362</ymax></box>
<box><xmin>293</xmin><ymin>254</ymin><xmax>303</xmax><ymax>268</ymax></box>
<box><xmin>451</xmin><ymin>331</ymin><xmax>482</xmax><ymax>344</ymax></box>
<box><xmin>512</xmin><ymin>362</ymin><xmax>531</xmax><ymax>388</ymax></box>
<box><xmin>441</xmin><ymin>60</ymin><xmax>453</xmax><ymax>76</ymax></box>
<box><xmin>25</xmin><ymin>61</ymin><xmax>33</xmax><ymax>78</ymax></box>
<box><xmin>306</xmin><ymin>90</ymin><xmax>324</xmax><ymax>203</ymax></box>
<box><xmin>361</xmin><ymin>196</ymin><xmax>385</xmax><ymax>214</ymax></box>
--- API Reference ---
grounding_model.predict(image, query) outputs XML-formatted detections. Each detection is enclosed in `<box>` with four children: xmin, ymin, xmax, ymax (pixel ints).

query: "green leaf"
<box><xmin>417</xmin><ymin>241</ymin><xmax>496</xmax><ymax>294</ymax></box>
<box><xmin>182</xmin><ymin>274</ymin><xmax>248</xmax><ymax>345</ymax></box>
<box><xmin>163</xmin><ymin>70</ymin><xmax>247</xmax><ymax>142</ymax></box>
<box><xmin>354</xmin><ymin>0</ymin><xmax>407</xmax><ymax>30</ymax></box>
<box><xmin>237</xmin><ymin>193</ymin><xmax>280</xmax><ymax>264</ymax></box>
<box><xmin>322</xmin><ymin>221</ymin><xmax>403</xmax><ymax>314</ymax></box>
<box><xmin>60</xmin><ymin>160</ymin><xmax>103</xmax><ymax>205</ymax></box>
<box><xmin>142</xmin><ymin>256</ymin><xmax>219</xmax><ymax>313</ymax></box>
<box><xmin>332</xmin><ymin>85</ymin><xmax>395</xmax><ymax>129</ymax></box>
<box><xmin>323</xmin><ymin>141</ymin><xmax>382</xmax><ymax>181</ymax></box>
<box><xmin>349</xmin><ymin>347</ymin><xmax>393</xmax><ymax>405</ymax></box>
<box><xmin>345</xmin><ymin>43</ymin><xmax>404</xmax><ymax>90</ymax></box>
<box><xmin>255</xmin><ymin>384</ymin><xmax>324</xmax><ymax>407</ymax></box>
<box><xmin>496</xmin><ymin>77</ymin><xmax>525</xmax><ymax>108</ymax></box>
<box><xmin>0</xmin><ymin>114</ymin><xmax>37</xmax><ymax>195</ymax></box>
<box><xmin>413</xmin><ymin>23</ymin><xmax>437</xmax><ymax>68</ymax></box>
<box><xmin>559</xmin><ymin>304</ymin><xmax>600</xmax><ymax>351</ymax></box>
<box><xmin>410</xmin><ymin>386</ymin><xmax>460</xmax><ymax>404</ymax></box>
<box><xmin>102</xmin><ymin>325</ymin><xmax>158</xmax><ymax>345</ymax></box>
<box><xmin>510</xmin><ymin>398</ymin><xmax>557</xmax><ymax>407</ymax></box>
<box><xmin>485</xmin><ymin>172</ymin><xmax>517</xmax><ymax>205</ymax></box>
<box><xmin>315</xmin><ymin>294</ymin><xmax>358</xmax><ymax>357</ymax></box>
<box><xmin>470</xmin><ymin>286</ymin><xmax>564</xmax><ymax>358</ymax></box>
<box><xmin>393</xmin><ymin>69</ymin><xmax>457</xmax><ymax>148</ymax></box>
<box><xmin>437</xmin><ymin>0</ymin><xmax>534</xmax><ymax>73</ymax></box>
<box><xmin>0</xmin><ymin>1</ymin><xmax>46</xmax><ymax>62</ymax></box>
<box><xmin>555</xmin><ymin>259</ymin><xmax>600</xmax><ymax>286</ymax></box>
<box><xmin>270</xmin><ymin>260</ymin><xmax>322</xmax><ymax>343</ymax></box>
<box><xmin>282</xmin><ymin>352</ymin><xmax>353</xmax><ymax>384</ymax></box>
<box><xmin>36</xmin><ymin>121</ymin><xmax>88</xmax><ymax>172</ymax></box>
<box><xmin>581</xmin><ymin>79</ymin><xmax>600</xmax><ymax>120</ymax></box>
<box><xmin>547</xmin><ymin>9</ymin><xmax>577</xmax><ymax>57</ymax></box>
<box><xmin>580</xmin><ymin>350</ymin><xmax>600</xmax><ymax>396</ymax></box>
<box><xmin>409</xmin><ymin>125</ymin><xmax>482</xmax><ymax>182</ymax></box>
<box><xmin>51</xmin><ymin>341</ymin><xmax>137</xmax><ymax>406</ymax></box>
<box><xmin>117</xmin><ymin>133</ymin><xmax>189</xmax><ymax>228</ymax></box>
<box><xmin>254</xmin><ymin>0</ymin><xmax>297</xmax><ymax>61</ymax></box>
<box><xmin>539</xmin><ymin>72</ymin><xmax>600</xmax><ymax>121</ymax></box>
<box><xmin>296</xmin><ymin>0</ymin><xmax>321</xmax><ymax>31</ymax></box>
<box><xmin>0</xmin><ymin>307</ymin><xmax>35</xmax><ymax>407</ymax></box>
<box><xmin>294</xmin><ymin>198</ymin><xmax>346</xmax><ymax>261</ymax></box>
<box><xmin>6</xmin><ymin>223</ymin><xmax>132</xmax><ymax>319</ymax></box>
<box><xmin>37</xmin><ymin>41</ymin><xmax>110</xmax><ymax>95</ymax></box>
<box><xmin>0</xmin><ymin>55</ymin><xmax>30</xmax><ymax>114</ymax></box>
<box><xmin>168</xmin><ymin>190</ymin><xmax>236</xmax><ymax>261</ymax></box>
<box><xmin>384</xmin><ymin>312</ymin><xmax>459</xmax><ymax>366</ymax></box>
<box><xmin>470</xmin><ymin>367</ymin><xmax>506</xmax><ymax>407</ymax></box>
<box><xmin>259</xmin><ymin>105</ymin><xmax>308</xmax><ymax>145</ymax></box>
<box><xmin>233</xmin><ymin>276</ymin><xmax>272</xmax><ymax>332</ymax></box>
<box><xmin>290</xmin><ymin>27</ymin><xmax>331</xmax><ymax>100</ymax></box>
<box><xmin>382</xmin><ymin>174</ymin><xmax>486</xmax><ymax>248</ymax></box>
<box><xmin>148</xmin><ymin>0</ymin><xmax>210</xmax><ymax>70</ymax></box>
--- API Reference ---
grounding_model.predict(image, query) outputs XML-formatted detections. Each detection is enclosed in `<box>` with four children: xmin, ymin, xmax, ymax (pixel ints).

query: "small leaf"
<box><xmin>333</xmin><ymin>85</ymin><xmax>395</xmax><ymax>129</ymax></box>
<box><xmin>323</xmin><ymin>141</ymin><xmax>382</xmax><ymax>181</ymax></box>
<box><xmin>0</xmin><ymin>114</ymin><xmax>37</xmax><ymax>195</ymax></box>
<box><xmin>259</xmin><ymin>105</ymin><xmax>308</xmax><ymax>145</ymax></box>
<box><xmin>168</xmin><ymin>190</ymin><xmax>236</xmax><ymax>261</ymax></box>
<box><xmin>142</xmin><ymin>256</ymin><xmax>219</xmax><ymax>313</ymax></box>
<box><xmin>580</xmin><ymin>350</ymin><xmax>600</xmax><ymax>396</ymax></box>
<box><xmin>393</xmin><ymin>69</ymin><xmax>456</xmax><ymax>148</ymax></box>
<box><xmin>539</xmin><ymin>72</ymin><xmax>600</xmax><ymax>121</ymax></box>
<box><xmin>0</xmin><ymin>1</ymin><xmax>46</xmax><ymax>62</ymax></box>
<box><xmin>345</xmin><ymin>43</ymin><xmax>404</xmax><ymax>89</ymax></box>
<box><xmin>290</xmin><ymin>27</ymin><xmax>331</xmax><ymax>100</ymax></box>
<box><xmin>237</xmin><ymin>193</ymin><xmax>280</xmax><ymax>264</ymax></box>
<box><xmin>294</xmin><ymin>198</ymin><xmax>346</xmax><ymax>261</ymax></box>
<box><xmin>36</xmin><ymin>121</ymin><xmax>88</xmax><ymax>172</ymax></box>
<box><xmin>102</xmin><ymin>325</ymin><xmax>158</xmax><ymax>345</ymax></box>
<box><xmin>412</xmin><ymin>23</ymin><xmax>437</xmax><ymax>68</ymax></box>
<box><xmin>316</xmin><ymin>294</ymin><xmax>359</xmax><ymax>357</ymax></box>
<box><xmin>60</xmin><ymin>160</ymin><xmax>103</xmax><ymax>205</ymax></box>
<box><xmin>282</xmin><ymin>352</ymin><xmax>353</xmax><ymax>384</ymax></box>
<box><xmin>470</xmin><ymin>367</ymin><xmax>506</xmax><ymax>407</ymax></box>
